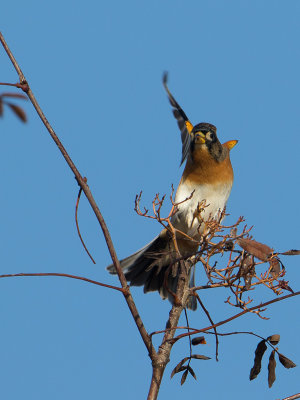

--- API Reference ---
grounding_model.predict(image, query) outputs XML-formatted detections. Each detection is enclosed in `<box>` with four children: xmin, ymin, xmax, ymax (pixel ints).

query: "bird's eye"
<box><xmin>207</xmin><ymin>131</ymin><xmax>216</xmax><ymax>141</ymax></box>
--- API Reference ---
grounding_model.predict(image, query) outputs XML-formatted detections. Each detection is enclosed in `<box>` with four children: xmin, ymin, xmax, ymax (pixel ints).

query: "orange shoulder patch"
<box><xmin>185</xmin><ymin>120</ymin><xmax>194</xmax><ymax>134</ymax></box>
<box><xmin>223</xmin><ymin>140</ymin><xmax>238</xmax><ymax>150</ymax></box>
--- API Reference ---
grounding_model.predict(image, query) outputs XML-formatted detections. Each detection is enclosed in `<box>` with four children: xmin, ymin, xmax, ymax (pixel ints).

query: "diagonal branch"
<box><xmin>281</xmin><ymin>394</ymin><xmax>300</xmax><ymax>400</ymax></box>
<box><xmin>173</xmin><ymin>291</ymin><xmax>300</xmax><ymax>342</ymax></box>
<box><xmin>0</xmin><ymin>32</ymin><xmax>155</xmax><ymax>358</ymax></box>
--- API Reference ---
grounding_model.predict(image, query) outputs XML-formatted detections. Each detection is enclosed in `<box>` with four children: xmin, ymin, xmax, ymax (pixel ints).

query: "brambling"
<box><xmin>108</xmin><ymin>74</ymin><xmax>237</xmax><ymax>310</ymax></box>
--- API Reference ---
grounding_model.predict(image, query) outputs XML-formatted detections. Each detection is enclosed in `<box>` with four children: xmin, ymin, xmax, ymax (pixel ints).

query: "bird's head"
<box><xmin>191</xmin><ymin>123</ymin><xmax>237</xmax><ymax>162</ymax></box>
<box><xmin>192</xmin><ymin>123</ymin><xmax>218</xmax><ymax>145</ymax></box>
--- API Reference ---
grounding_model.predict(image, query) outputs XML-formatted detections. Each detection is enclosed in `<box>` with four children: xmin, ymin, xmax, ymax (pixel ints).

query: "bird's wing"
<box><xmin>163</xmin><ymin>73</ymin><xmax>194</xmax><ymax>165</ymax></box>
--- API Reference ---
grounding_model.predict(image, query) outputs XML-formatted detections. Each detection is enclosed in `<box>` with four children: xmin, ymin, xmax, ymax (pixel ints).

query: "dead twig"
<box><xmin>75</xmin><ymin>181</ymin><xmax>96</xmax><ymax>264</ymax></box>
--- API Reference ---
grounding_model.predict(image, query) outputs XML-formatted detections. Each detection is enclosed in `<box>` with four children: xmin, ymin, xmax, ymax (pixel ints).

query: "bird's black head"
<box><xmin>191</xmin><ymin>122</ymin><xmax>225</xmax><ymax>161</ymax></box>
<box><xmin>192</xmin><ymin>122</ymin><xmax>218</xmax><ymax>145</ymax></box>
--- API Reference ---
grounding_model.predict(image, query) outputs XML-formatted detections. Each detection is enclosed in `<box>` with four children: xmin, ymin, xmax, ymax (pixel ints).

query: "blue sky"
<box><xmin>1</xmin><ymin>1</ymin><xmax>300</xmax><ymax>399</ymax></box>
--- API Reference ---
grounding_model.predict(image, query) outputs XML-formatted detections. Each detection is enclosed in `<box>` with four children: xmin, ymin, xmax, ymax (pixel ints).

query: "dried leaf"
<box><xmin>191</xmin><ymin>336</ymin><xmax>206</xmax><ymax>345</ymax></box>
<box><xmin>267</xmin><ymin>334</ymin><xmax>280</xmax><ymax>345</ymax></box>
<box><xmin>280</xmin><ymin>249</ymin><xmax>300</xmax><ymax>256</ymax></box>
<box><xmin>224</xmin><ymin>240</ymin><xmax>234</xmax><ymax>251</ymax></box>
<box><xmin>0</xmin><ymin>99</ymin><xmax>3</xmax><ymax>117</ymax></box>
<box><xmin>170</xmin><ymin>357</ymin><xmax>189</xmax><ymax>378</ymax></box>
<box><xmin>278</xmin><ymin>280</ymin><xmax>294</xmax><ymax>293</ymax></box>
<box><xmin>1</xmin><ymin>92</ymin><xmax>27</xmax><ymax>99</ymax></box>
<box><xmin>278</xmin><ymin>353</ymin><xmax>296</xmax><ymax>369</ymax></box>
<box><xmin>238</xmin><ymin>238</ymin><xmax>273</xmax><ymax>261</ymax></box>
<box><xmin>268</xmin><ymin>350</ymin><xmax>276</xmax><ymax>388</ymax></box>
<box><xmin>187</xmin><ymin>365</ymin><xmax>197</xmax><ymax>380</ymax></box>
<box><xmin>171</xmin><ymin>366</ymin><xmax>187</xmax><ymax>379</ymax></box>
<box><xmin>250</xmin><ymin>340</ymin><xmax>267</xmax><ymax>380</ymax></box>
<box><xmin>191</xmin><ymin>354</ymin><xmax>211</xmax><ymax>360</ymax></box>
<box><xmin>180</xmin><ymin>369</ymin><xmax>188</xmax><ymax>385</ymax></box>
<box><xmin>7</xmin><ymin>103</ymin><xmax>27</xmax><ymax>122</ymax></box>
<box><xmin>239</xmin><ymin>255</ymin><xmax>255</xmax><ymax>290</ymax></box>
<box><xmin>240</xmin><ymin>254</ymin><xmax>254</xmax><ymax>272</ymax></box>
<box><xmin>270</xmin><ymin>258</ymin><xmax>281</xmax><ymax>278</ymax></box>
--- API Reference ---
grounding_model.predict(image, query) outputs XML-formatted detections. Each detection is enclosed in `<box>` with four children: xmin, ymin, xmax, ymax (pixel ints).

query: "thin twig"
<box><xmin>0</xmin><ymin>82</ymin><xmax>25</xmax><ymax>88</ymax></box>
<box><xmin>75</xmin><ymin>184</ymin><xmax>96</xmax><ymax>264</ymax></box>
<box><xmin>184</xmin><ymin>308</ymin><xmax>193</xmax><ymax>364</ymax></box>
<box><xmin>0</xmin><ymin>272</ymin><xmax>122</xmax><ymax>291</ymax></box>
<box><xmin>196</xmin><ymin>293</ymin><xmax>219</xmax><ymax>361</ymax></box>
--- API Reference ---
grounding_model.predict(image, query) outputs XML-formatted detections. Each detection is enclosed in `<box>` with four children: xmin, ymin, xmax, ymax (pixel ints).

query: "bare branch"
<box><xmin>0</xmin><ymin>272</ymin><xmax>123</xmax><ymax>291</ymax></box>
<box><xmin>147</xmin><ymin>260</ymin><xmax>192</xmax><ymax>400</ymax></box>
<box><xmin>281</xmin><ymin>394</ymin><xmax>300</xmax><ymax>400</ymax></box>
<box><xmin>1</xmin><ymin>31</ymin><xmax>299</xmax><ymax>399</ymax></box>
<box><xmin>173</xmin><ymin>291</ymin><xmax>300</xmax><ymax>342</ymax></box>
<box><xmin>0</xmin><ymin>32</ymin><xmax>155</xmax><ymax>357</ymax></box>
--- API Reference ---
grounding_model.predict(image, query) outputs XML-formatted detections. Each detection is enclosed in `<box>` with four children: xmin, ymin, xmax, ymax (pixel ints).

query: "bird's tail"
<box><xmin>107</xmin><ymin>235</ymin><xmax>197</xmax><ymax>310</ymax></box>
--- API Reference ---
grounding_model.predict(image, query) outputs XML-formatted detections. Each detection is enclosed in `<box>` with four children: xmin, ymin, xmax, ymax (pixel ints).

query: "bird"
<box><xmin>107</xmin><ymin>73</ymin><xmax>237</xmax><ymax>310</ymax></box>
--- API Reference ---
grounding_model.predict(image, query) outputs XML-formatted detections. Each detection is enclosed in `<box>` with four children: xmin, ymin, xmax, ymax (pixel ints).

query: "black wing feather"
<box><xmin>163</xmin><ymin>72</ymin><xmax>193</xmax><ymax>165</ymax></box>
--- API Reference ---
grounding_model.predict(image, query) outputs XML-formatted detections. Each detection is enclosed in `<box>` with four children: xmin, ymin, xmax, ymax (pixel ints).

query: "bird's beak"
<box><xmin>223</xmin><ymin>140</ymin><xmax>238</xmax><ymax>150</ymax></box>
<box><xmin>194</xmin><ymin>131</ymin><xmax>206</xmax><ymax>144</ymax></box>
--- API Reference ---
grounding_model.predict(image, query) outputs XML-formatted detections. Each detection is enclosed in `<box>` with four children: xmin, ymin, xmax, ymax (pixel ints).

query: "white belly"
<box><xmin>171</xmin><ymin>181</ymin><xmax>232</xmax><ymax>238</ymax></box>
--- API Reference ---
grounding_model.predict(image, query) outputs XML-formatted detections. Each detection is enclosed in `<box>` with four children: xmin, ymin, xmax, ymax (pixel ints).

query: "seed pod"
<box><xmin>268</xmin><ymin>350</ymin><xmax>276</xmax><ymax>388</ymax></box>
<box><xmin>250</xmin><ymin>340</ymin><xmax>267</xmax><ymax>380</ymax></box>
<box><xmin>267</xmin><ymin>334</ymin><xmax>280</xmax><ymax>345</ymax></box>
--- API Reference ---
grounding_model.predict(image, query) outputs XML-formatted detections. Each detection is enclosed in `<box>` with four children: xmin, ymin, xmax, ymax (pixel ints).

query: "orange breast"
<box><xmin>182</xmin><ymin>147</ymin><xmax>234</xmax><ymax>186</ymax></box>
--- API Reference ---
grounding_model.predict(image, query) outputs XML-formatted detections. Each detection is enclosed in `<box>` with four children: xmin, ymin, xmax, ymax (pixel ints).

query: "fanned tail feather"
<box><xmin>107</xmin><ymin>235</ymin><xmax>197</xmax><ymax>310</ymax></box>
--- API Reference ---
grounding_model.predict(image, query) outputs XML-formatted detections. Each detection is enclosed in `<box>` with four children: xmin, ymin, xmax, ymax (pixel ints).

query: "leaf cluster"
<box><xmin>250</xmin><ymin>335</ymin><xmax>296</xmax><ymax>388</ymax></box>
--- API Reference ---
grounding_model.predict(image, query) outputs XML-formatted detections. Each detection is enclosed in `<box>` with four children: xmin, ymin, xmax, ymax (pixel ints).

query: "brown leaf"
<box><xmin>237</xmin><ymin>238</ymin><xmax>273</xmax><ymax>261</ymax></box>
<box><xmin>171</xmin><ymin>366</ymin><xmax>186</xmax><ymax>379</ymax></box>
<box><xmin>7</xmin><ymin>103</ymin><xmax>27</xmax><ymax>122</ymax></box>
<box><xmin>240</xmin><ymin>254</ymin><xmax>254</xmax><ymax>271</ymax></box>
<box><xmin>1</xmin><ymin>92</ymin><xmax>27</xmax><ymax>99</ymax></box>
<box><xmin>187</xmin><ymin>365</ymin><xmax>197</xmax><ymax>380</ymax></box>
<box><xmin>224</xmin><ymin>240</ymin><xmax>234</xmax><ymax>251</ymax></box>
<box><xmin>250</xmin><ymin>340</ymin><xmax>267</xmax><ymax>380</ymax></box>
<box><xmin>239</xmin><ymin>255</ymin><xmax>255</xmax><ymax>290</ymax></box>
<box><xmin>170</xmin><ymin>357</ymin><xmax>189</xmax><ymax>378</ymax></box>
<box><xmin>278</xmin><ymin>353</ymin><xmax>296</xmax><ymax>369</ymax></box>
<box><xmin>267</xmin><ymin>334</ymin><xmax>280</xmax><ymax>345</ymax></box>
<box><xmin>278</xmin><ymin>280</ymin><xmax>294</xmax><ymax>293</ymax></box>
<box><xmin>280</xmin><ymin>249</ymin><xmax>300</xmax><ymax>256</ymax></box>
<box><xmin>191</xmin><ymin>336</ymin><xmax>206</xmax><ymax>345</ymax></box>
<box><xmin>0</xmin><ymin>99</ymin><xmax>3</xmax><ymax>117</ymax></box>
<box><xmin>268</xmin><ymin>350</ymin><xmax>276</xmax><ymax>388</ymax></box>
<box><xmin>269</xmin><ymin>258</ymin><xmax>281</xmax><ymax>278</ymax></box>
<box><xmin>180</xmin><ymin>369</ymin><xmax>188</xmax><ymax>385</ymax></box>
<box><xmin>191</xmin><ymin>354</ymin><xmax>211</xmax><ymax>360</ymax></box>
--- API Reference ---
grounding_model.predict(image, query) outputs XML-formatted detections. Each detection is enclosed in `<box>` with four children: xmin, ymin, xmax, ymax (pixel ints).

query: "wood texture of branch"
<box><xmin>148</xmin><ymin>260</ymin><xmax>192</xmax><ymax>400</ymax></box>
<box><xmin>281</xmin><ymin>394</ymin><xmax>300</xmax><ymax>400</ymax></box>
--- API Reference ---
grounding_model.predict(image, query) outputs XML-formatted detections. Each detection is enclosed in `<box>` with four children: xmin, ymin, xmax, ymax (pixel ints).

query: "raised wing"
<box><xmin>163</xmin><ymin>73</ymin><xmax>194</xmax><ymax>165</ymax></box>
